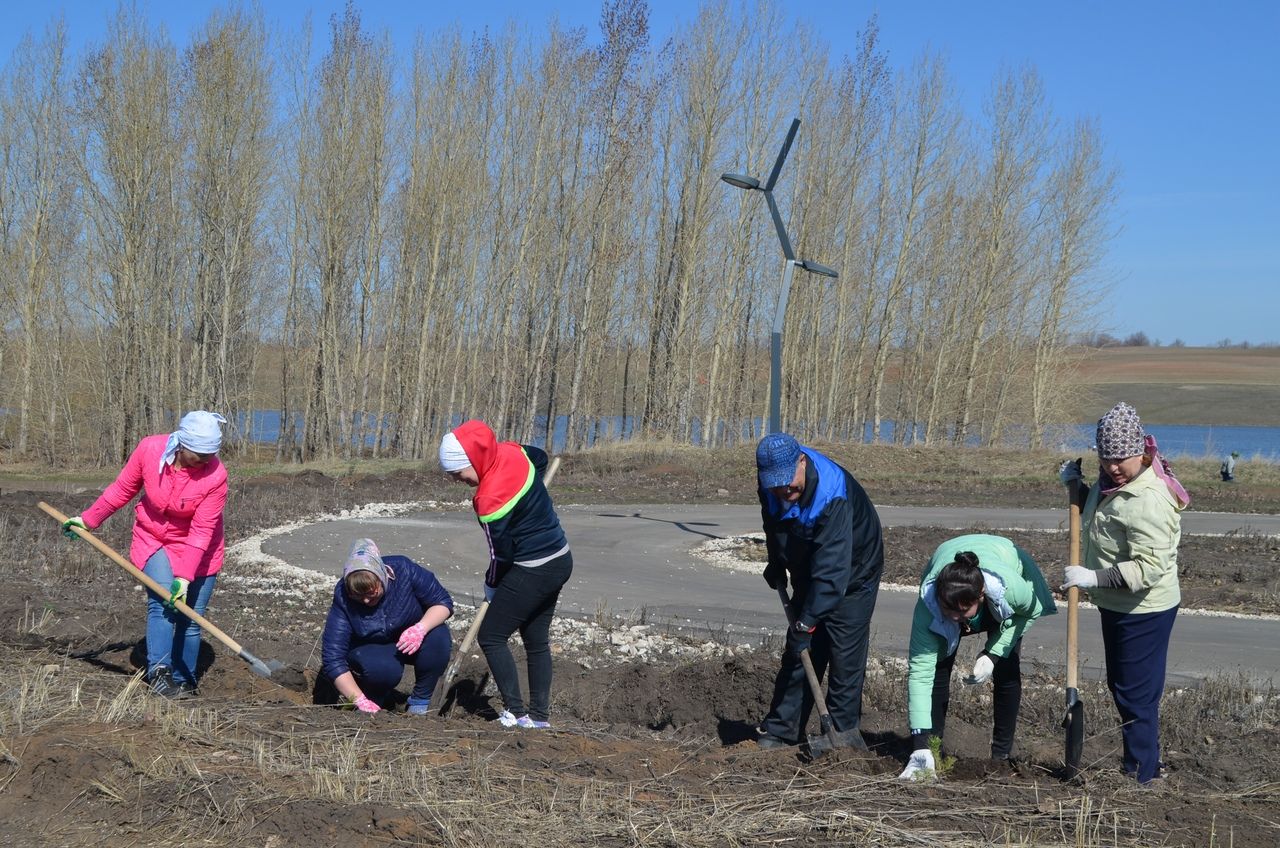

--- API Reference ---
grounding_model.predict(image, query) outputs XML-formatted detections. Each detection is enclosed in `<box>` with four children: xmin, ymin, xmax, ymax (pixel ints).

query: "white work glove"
<box><xmin>1058</xmin><ymin>458</ymin><xmax>1083</xmax><ymax>487</ymax></box>
<box><xmin>963</xmin><ymin>654</ymin><xmax>994</xmax><ymax>685</ymax></box>
<box><xmin>1061</xmin><ymin>565</ymin><xmax>1099</xmax><ymax>590</ymax></box>
<box><xmin>898</xmin><ymin>748</ymin><xmax>936</xmax><ymax>780</ymax></box>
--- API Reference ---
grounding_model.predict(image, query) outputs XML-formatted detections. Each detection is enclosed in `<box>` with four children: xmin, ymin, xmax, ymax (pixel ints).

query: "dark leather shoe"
<box><xmin>755</xmin><ymin>727</ymin><xmax>795</xmax><ymax>749</ymax></box>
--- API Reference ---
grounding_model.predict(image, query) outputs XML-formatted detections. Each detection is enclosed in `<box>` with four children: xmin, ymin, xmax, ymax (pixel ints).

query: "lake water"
<box><xmin>230</xmin><ymin>410</ymin><xmax>1280</xmax><ymax>461</ymax></box>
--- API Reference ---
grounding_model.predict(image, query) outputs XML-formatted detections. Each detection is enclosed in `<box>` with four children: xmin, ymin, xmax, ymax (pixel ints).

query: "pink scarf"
<box><xmin>1145</xmin><ymin>435</ymin><xmax>1191</xmax><ymax>508</ymax></box>
<box><xmin>1104</xmin><ymin>435</ymin><xmax>1190</xmax><ymax>507</ymax></box>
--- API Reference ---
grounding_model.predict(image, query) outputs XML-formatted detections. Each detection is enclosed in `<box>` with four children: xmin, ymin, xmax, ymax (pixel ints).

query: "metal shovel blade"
<box><xmin>1063</xmin><ymin>688</ymin><xmax>1085</xmax><ymax>778</ymax></box>
<box><xmin>807</xmin><ymin>727</ymin><xmax>869</xmax><ymax>756</ymax></box>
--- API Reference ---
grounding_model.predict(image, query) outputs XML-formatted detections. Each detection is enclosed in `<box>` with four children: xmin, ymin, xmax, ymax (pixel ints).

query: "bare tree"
<box><xmin>1028</xmin><ymin>118</ymin><xmax>1115</xmax><ymax>447</ymax></box>
<box><xmin>75</xmin><ymin>7</ymin><xmax>186</xmax><ymax>460</ymax></box>
<box><xmin>0</xmin><ymin>23</ymin><xmax>80</xmax><ymax>457</ymax></box>
<box><xmin>183</xmin><ymin>7</ymin><xmax>274</xmax><ymax>444</ymax></box>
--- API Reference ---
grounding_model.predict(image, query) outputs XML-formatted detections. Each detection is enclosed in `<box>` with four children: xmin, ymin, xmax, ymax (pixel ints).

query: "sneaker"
<box><xmin>496</xmin><ymin>710</ymin><xmax>519</xmax><ymax>727</ymax></box>
<box><xmin>406</xmin><ymin>700</ymin><xmax>432</xmax><ymax>716</ymax></box>
<box><xmin>148</xmin><ymin>666</ymin><xmax>188</xmax><ymax>700</ymax></box>
<box><xmin>516</xmin><ymin>715</ymin><xmax>551</xmax><ymax>729</ymax></box>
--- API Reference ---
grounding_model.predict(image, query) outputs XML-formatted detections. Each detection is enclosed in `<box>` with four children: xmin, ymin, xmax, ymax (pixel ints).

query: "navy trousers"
<box><xmin>1099</xmin><ymin>605</ymin><xmax>1178</xmax><ymax>783</ymax></box>
<box><xmin>761</xmin><ymin>579</ymin><xmax>879</xmax><ymax>742</ymax></box>
<box><xmin>348</xmin><ymin>624</ymin><xmax>452</xmax><ymax>705</ymax></box>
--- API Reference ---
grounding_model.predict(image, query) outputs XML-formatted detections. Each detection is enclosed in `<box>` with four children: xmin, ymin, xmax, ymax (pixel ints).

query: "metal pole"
<box><xmin>769</xmin><ymin>258</ymin><xmax>798</xmax><ymax>434</ymax></box>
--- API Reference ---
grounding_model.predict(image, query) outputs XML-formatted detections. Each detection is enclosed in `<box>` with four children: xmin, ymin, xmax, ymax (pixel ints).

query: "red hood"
<box><xmin>453</xmin><ymin>420</ymin><xmax>533</xmax><ymax>520</ymax></box>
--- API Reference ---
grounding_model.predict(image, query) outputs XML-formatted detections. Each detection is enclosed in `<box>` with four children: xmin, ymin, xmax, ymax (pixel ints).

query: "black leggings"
<box><xmin>477</xmin><ymin>551</ymin><xmax>572</xmax><ymax>721</ymax></box>
<box><xmin>931</xmin><ymin>631</ymin><xmax>1023</xmax><ymax>759</ymax></box>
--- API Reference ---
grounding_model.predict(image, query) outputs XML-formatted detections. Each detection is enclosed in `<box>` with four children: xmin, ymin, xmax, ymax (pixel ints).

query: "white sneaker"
<box><xmin>516</xmin><ymin>715</ymin><xmax>551</xmax><ymax>729</ymax></box>
<box><xmin>496</xmin><ymin>710</ymin><xmax>519</xmax><ymax>727</ymax></box>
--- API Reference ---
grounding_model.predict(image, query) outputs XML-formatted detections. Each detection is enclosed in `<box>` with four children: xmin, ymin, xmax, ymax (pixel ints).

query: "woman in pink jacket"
<box><xmin>63</xmin><ymin>411</ymin><xmax>229</xmax><ymax>698</ymax></box>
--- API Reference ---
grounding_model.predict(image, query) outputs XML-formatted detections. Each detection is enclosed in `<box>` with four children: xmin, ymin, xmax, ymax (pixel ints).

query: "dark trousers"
<box><xmin>349</xmin><ymin>624</ymin><xmax>452</xmax><ymax>705</ymax></box>
<box><xmin>930</xmin><ymin>627</ymin><xmax>1023</xmax><ymax>759</ymax></box>
<box><xmin>761</xmin><ymin>579</ymin><xmax>879</xmax><ymax>742</ymax></box>
<box><xmin>1099</xmin><ymin>605</ymin><xmax>1178</xmax><ymax>783</ymax></box>
<box><xmin>478</xmin><ymin>551</ymin><xmax>573</xmax><ymax>722</ymax></box>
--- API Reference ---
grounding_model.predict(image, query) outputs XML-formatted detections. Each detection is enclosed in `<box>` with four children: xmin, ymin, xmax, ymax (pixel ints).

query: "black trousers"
<box><xmin>930</xmin><ymin>623</ymin><xmax>1023</xmax><ymax>759</ymax></box>
<box><xmin>477</xmin><ymin>551</ymin><xmax>572</xmax><ymax>721</ymax></box>
<box><xmin>761</xmin><ymin>579</ymin><xmax>879</xmax><ymax>741</ymax></box>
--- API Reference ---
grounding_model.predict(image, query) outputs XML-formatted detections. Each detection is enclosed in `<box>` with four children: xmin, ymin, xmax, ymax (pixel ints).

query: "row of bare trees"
<box><xmin>0</xmin><ymin>1</ymin><xmax>1113</xmax><ymax>464</ymax></box>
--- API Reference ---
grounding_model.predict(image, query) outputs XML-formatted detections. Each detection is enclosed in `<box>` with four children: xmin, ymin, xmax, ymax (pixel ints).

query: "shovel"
<box><xmin>435</xmin><ymin>455</ymin><xmax>560</xmax><ymax>716</ymax></box>
<box><xmin>1062</xmin><ymin>480</ymin><xmax>1086</xmax><ymax>779</ymax></box>
<box><xmin>774</xmin><ymin>585</ymin><xmax>862</xmax><ymax>756</ymax></box>
<box><xmin>39</xmin><ymin>501</ymin><xmax>284</xmax><ymax>678</ymax></box>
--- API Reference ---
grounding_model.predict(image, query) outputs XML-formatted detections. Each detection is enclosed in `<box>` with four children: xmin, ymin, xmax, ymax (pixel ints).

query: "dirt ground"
<box><xmin>1</xmin><ymin>465</ymin><xmax>1278</xmax><ymax>847</ymax></box>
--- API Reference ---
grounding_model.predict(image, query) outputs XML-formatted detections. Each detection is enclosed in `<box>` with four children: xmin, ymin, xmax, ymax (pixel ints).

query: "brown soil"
<box><xmin>1</xmin><ymin>468</ymin><xmax>1277</xmax><ymax>847</ymax></box>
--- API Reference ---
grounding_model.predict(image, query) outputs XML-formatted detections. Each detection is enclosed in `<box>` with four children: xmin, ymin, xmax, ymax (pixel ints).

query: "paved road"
<box><xmin>265</xmin><ymin>504</ymin><xmax>1280</xmax><ymax>686</ymax></box>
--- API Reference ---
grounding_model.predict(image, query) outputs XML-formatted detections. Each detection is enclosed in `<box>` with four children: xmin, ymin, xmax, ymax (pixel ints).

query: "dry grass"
<box><xmin>2</xmin><ymin>639</ymin><xmax>1273</xmax><ymax>847</ymax></box>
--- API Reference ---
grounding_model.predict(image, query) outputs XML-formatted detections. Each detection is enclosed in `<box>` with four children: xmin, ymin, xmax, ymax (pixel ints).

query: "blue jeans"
<box><xmin>142</xmin><ymin>549</ymin><xmax>216</xmax><ymax>686</ymax></box>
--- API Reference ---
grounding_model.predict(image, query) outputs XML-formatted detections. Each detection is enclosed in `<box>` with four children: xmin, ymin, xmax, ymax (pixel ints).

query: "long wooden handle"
<box><xmin>775</xmin><ymin>585</ymin><xmax>832</xmax><ymax>722</ymax></box>
<box><xmin>1066</xmin><ymin>496</ymin><xmax>1081</xmax><ymax>690</ymax></box>
<box><xmin>38</xmin><ymin>501</ymin><xmax>247</xmax><ymax>655</ymax></box>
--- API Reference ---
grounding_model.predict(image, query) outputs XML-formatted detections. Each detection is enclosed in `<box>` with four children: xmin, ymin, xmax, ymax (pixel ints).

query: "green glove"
<box><xmin>166</xmin><ymin>577</ymin><xmax>190</xmax><ymax>610</ymax></box>
<box><xmin>61</xmin><ymin>516</ymin><xmax>87</xmax><ymax>540</ymax></box>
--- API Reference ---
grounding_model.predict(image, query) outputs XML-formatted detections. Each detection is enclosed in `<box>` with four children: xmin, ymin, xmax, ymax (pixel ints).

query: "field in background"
<box><xmin>1072</xmin><ymin>346</ymin><xmax>1280</xmax><ymax>425</ymax></box>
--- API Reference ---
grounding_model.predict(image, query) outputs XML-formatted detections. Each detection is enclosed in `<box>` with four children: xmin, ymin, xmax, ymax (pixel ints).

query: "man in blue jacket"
<box><xmin>755</xmin><ymin>433</ymin><xmax>884</xmax><ymax>750</ymax></box>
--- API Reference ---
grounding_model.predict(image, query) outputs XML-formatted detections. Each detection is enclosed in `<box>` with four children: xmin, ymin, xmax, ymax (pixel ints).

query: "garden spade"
<box><xmin>436</xmin><ymin>455</ymin><xmax>560</xmax><ymax>716</ymax></box>
<box><xmin>774</xmin><ymin>586</ymin><xmax>864</xmax><ymax>756</ymax></box>
<box><xmin>1062</xmin><ymin>479</ymin><xmax>1086</xmax><ymax>779</ymax></box>
<box><xmin>39</xmin><ymin>501</ymin><xmax>285</xmax><ymax>678</ymax></box>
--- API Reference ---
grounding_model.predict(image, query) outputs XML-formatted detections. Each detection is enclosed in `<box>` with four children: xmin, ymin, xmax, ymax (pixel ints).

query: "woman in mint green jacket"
<box><xmin>899</xmin><ymin>534</ymin><xmax>1056</xmax><ymax>779</ymax></box>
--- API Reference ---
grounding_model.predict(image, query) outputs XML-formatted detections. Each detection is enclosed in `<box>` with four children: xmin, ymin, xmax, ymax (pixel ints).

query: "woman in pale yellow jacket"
<box><xmin>1060</xmin><ymin>401</ymin><xmax>1188</xmax><ymax>784</ymax></box>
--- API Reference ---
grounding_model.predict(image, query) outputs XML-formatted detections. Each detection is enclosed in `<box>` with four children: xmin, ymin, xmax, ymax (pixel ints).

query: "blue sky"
<box><xmin>5</xmin><ymin>1</ymin><xmax>1278</xmax><ymax>346</ymax></box>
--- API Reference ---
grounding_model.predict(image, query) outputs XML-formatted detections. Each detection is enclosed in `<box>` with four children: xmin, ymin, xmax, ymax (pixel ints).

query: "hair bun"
<box><xmin>955</xmin><ymin>551</ymin><xmax>979</xmax><ymax>568</ymax></box>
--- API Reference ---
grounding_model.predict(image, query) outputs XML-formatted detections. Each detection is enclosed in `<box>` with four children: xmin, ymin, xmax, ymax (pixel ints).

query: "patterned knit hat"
<box><xmin>1096</xmin><ymin>402</ymin><xmax>1145</xmax><ymax>459</ymax></box>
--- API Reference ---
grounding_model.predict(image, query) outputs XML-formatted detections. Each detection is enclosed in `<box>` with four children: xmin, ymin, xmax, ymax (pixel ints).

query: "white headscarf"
<box><xmin>438</xmin><ymin>431</ymin><xmax>472</xmax><ymax>472</ymax></box>
<box><xmin>160</xmin><ymin>410</ymin><xmax>227</xmax><ymax>472</ymax></box>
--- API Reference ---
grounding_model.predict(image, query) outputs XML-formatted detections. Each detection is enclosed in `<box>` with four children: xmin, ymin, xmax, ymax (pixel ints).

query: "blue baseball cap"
<box><xmin>756</xmin><ymin>433</ymin><xmax>802</xmax><ymax>489</ymax></box>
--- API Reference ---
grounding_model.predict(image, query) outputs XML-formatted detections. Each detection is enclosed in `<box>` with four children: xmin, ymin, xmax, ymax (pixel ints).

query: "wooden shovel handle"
<box><xmin>38</xmin><ymin>501</ymin><xmax>247</xmax><ymax>654</ymax></box>
<box><xmin>1066</xmin><ymin>493</ymin><xmax>1081</xmax><ymax>690</ymax></box>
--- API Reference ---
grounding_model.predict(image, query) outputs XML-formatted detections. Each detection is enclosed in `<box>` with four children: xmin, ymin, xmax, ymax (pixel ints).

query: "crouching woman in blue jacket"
<box><xmin>322</xmin><ymin>538</ymin><xmax>453</xmax><ymax>714</ymax></box>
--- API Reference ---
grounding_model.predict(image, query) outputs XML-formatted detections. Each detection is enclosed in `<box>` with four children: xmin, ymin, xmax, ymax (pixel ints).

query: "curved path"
<box><xmin>265</xmin><ymin>504</ymin><xmax>1280</xmax><ymax>686</ymax></box>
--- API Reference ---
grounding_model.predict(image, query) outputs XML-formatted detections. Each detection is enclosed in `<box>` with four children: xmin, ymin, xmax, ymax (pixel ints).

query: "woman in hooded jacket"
<box><xmin>440</xmin><ymin>420</ymin><xmax>571</xmax><ymax>729</ymax></box>
<box><xmin>899</xmin><ymin>534</ymin><xmax>1056</xmax><ymax>779</ymax></box>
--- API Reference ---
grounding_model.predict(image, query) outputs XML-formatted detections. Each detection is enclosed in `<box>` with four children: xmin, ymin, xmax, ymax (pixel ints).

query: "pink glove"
<box><xmin>354</xmin><ymin>694</ymin><xmax>381</xmax><ymax>714</ymax></box>
<box><xmin>396</xmin><ymin>622</ymin><xmax>428</xmax><ymax>655</ymax></box>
